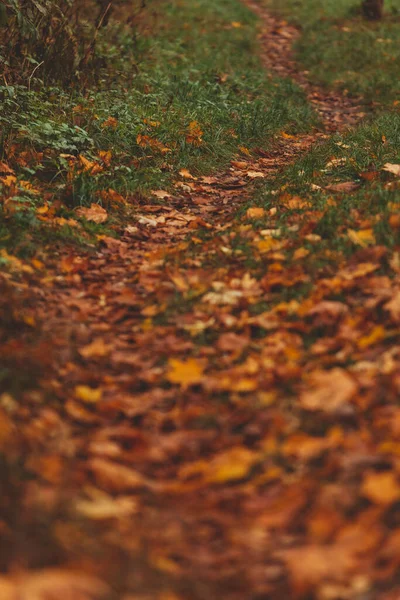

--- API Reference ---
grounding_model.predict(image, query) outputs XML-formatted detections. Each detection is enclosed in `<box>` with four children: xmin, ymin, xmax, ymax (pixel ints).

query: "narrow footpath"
<box><xmin>3</xmin><ymin>3</ymin><xmax>400</xmax><ymax>600</ymax></box>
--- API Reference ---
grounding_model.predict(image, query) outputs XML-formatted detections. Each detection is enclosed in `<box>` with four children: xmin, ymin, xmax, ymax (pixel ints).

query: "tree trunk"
<box><xmin>362</xmin><ymin>0</ymin><xmax>384</xmax><ymax>19</ymax></box>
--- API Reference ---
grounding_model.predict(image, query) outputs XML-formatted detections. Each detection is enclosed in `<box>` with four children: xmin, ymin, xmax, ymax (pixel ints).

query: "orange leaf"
<box><xmin>167</xmin><ymin>358</ymin><xmax>204</xmax><ymax>387</ymax></box>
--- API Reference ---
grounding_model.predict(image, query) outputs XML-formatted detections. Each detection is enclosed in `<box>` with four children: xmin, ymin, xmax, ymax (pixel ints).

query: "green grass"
<box><xmin>267</xmin><ymin>0</ymin><xmax>400</xmax><ymax>104</ymax></box>
<box><xmin>0</xmin><ymin>0</ymin><xmax>317</xmax><ymax>256</ymax></box>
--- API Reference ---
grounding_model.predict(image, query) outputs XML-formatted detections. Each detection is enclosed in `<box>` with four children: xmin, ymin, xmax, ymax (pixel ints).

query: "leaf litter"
<box><xmin>2</xmin><ymin>2</ymin><xmax>400</xmax><ymax>600</ymax></box>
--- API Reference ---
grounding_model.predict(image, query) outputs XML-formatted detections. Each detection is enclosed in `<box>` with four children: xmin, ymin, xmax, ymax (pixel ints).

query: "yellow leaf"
<box><xmin>167</xmin><ymin>358</ymin><xmax>204</xmax><ymax>387</ymax></box>
<box><xmin>347</xmin><ymin>228</ymin><xmax>376</xmax><ymax>247</ymax></box>
<box><xmin>358</xmin><ymin>325</ymin><xmax>385</xmax><ymax>349</ymax></box>
<box><xmin>0</xmin><ymin>175</ymin><xmax>17</xmax><ymax>187</ymax></box>
<box><xmin>246</xmin><ymin>207</ymin><xmax>265</xmax><ymax>219</ymax></box>
<box><xmin>206</xmin><ymin>447</ymin><xmax>257</xmax><ymax>483</ymax></box>
<box><xmin>78</xmin><ymin>155</ymin><xmax>103</xmax><ymax>175</ymax></box>
<box><xmin>98</xmin><ymin>150</ymin><xmax>112</xmax><ymax>166</ymax></box>
<box><xmin>75</xmin><ymin>385</ymin><xmax>103</xmax><ymax>404</ymax></box>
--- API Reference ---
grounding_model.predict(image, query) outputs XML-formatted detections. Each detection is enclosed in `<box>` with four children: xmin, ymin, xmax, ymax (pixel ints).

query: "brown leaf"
<box><xmin>300</xmin><ymin>368</ymin><xmax>357</xmax><ymax>412</ymax></box>
<box><xmin>325</xmin><ymin>181</ymin><xmax>360</xmax><ymax>193</ymax></box>
<box><xmin>89</xmin><ymin>458</ymin><xmax>146</xmax><ymax>492</ymax></box>
<box><xmin>385</xmin><ymin>290</ymin><xmax>400</xmax><ymax>323</ymax></box>
<box><xmin>76</xmin><ymin>204</ymin><xmax>108</xmax><ymax>224</ymax></box>
<box><xmin>279</xmin><ymin>544</ymin><xmax>356</xmax><ymax>593</ymax></box>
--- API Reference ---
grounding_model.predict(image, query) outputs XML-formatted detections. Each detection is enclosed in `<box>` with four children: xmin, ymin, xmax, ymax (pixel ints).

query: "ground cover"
<box><xmin>268</xmin><ymin>0</ymin><xmax>400</xmax><ymax>104</ymax></box>
<box><xmin>0</xmin><ymin>0</ymin><xmax>315</xmax><ymax>258</ymax></box>
<box><xmin>4</xmin><ymin>0</ymin><xmax>400</xmax><ymax>599</ymax></box>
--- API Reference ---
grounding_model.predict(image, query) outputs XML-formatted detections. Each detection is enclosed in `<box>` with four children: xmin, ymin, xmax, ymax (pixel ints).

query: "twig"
<box><xmin>28</xmin><ymin>61</ymin><xmax>44</xmax><ymax>91</ymax></box>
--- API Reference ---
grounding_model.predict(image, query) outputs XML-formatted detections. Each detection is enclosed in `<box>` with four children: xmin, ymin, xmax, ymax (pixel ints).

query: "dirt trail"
<box><xmin>244</xmin><ymin>0</ymin><xmax>366</xmax><ymax>131</ymax></box>
<box><xmin>1</xmin><ymin>3</ymin><xmax>385</xmax><ymax>600</ymax></box>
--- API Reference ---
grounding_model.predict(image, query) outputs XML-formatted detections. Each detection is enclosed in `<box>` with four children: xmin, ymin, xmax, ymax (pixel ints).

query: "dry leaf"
<box><xmin>246</xmin><ymin>207</ymin><xmax>265</xmax><ymax>219</ymax></box>
<box><xmin>347</xmin><ymin>228</ymin><xmax>376</xmax><ymax>247</ymax></box>
<box><xmin>325</xmin><ymin>181</ymin><xmax>360</xmax><ymax>193</ymax></box>
<box><xmin>246</xmin><ymin>170</ymin><xmax>265</xmax><ymax>179</ymax></box>
<box><xmin>89</xmin><ymin>458</ymin><xmax>146</xmax><ymax>492</ymax></box>
<box><xmin>205</xmin><ymin>447</ymin><xmax>257</xmax><ymax>483</ymax></box>
<box><xmin>76</xmin><ymin>204</ymin><xmax>108</xmax><ymax>224</ymax></box>
<box><xmin>75</xmin><ymin>385</ymin><xmax>103</xmax><ymax>404</ymax></box>
<box><xmin>167</xmin><ymin>358</ymin><xmax>204</xmax><ymax>387</ymax></box>
<box><xmin>0</xmin><ymin>569</ymin><xmax>109</xmax><ymax>600</ymax></box>
<box><xmin>300</xmin><ymin>369</ymin><xmax>357</xmax><ymax>412</ymax></box>
<box><xmin>79</xmin><ymin>339</ymin><xmax>111</xmax><ymax>359</ymax></box>
<box><xmin>383</xmin><ymin>163</ymin><xmax>400</xmax><ymax>177</ymax></box>
<box><xmin>361</xmin><ymin>471</ymin><xmax>400</xmax><ymax>505</ymax></box>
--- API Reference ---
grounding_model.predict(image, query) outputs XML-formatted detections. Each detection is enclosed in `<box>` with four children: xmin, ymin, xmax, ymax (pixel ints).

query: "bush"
<box><xmin>0</xmin><ymin>0</ymin><xmax>139</xmax><ymax>85</ymax></box>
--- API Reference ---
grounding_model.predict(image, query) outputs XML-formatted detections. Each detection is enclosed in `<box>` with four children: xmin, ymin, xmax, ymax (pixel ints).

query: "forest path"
<box><xmin>2</xmin><ymin>3</ymin><xmax>393</xmax><ymax>600</ymax></box>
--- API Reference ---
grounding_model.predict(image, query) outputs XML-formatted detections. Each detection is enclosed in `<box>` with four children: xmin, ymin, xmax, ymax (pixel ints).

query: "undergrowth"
<box><xmin>0</xmin><ymin>0</ymin><xmax>316</xmax><ymax>257</ymax></box>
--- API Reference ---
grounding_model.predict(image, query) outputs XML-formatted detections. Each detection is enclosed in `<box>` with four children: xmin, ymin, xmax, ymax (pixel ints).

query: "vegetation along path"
<box><xmin>4</xmin><ymin>0</ymin><xmax>400</xmax><ymax>598</ymax></box>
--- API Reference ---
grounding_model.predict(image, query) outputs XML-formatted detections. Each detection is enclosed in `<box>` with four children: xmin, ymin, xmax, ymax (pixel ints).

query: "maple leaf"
<box><xmin>76</xmin><ymin>204</ymin><xmax>108</xmax><ymax>224</ymax></box>
<box><xmin>167</xmin><ymin>358</ymin><xmax>204</xmax><ymax>387</ymax></box>
<box><xmin>300</xmin><ymin>368</ymin><xmax>357</xmax><ymax>412</ymax></box>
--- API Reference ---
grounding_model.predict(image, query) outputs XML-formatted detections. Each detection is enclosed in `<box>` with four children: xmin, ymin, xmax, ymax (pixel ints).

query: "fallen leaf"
<box><xmin>76</xmin><ymin>204</ymin><xmax>108</xmax><ymax>224</ymax></box>
<box><xmin>79</xmin><ymin>338</ymin><xmax>111</xmax><ymax>359</ymax></box>
<box><xmin>205</xmin><ymin>447</ymin><xmax>257</xmax><ymax>483</ymax></box>
<box><xmin>75</xmin><ymin>385</ymin><xmax>103</xmax><ymax>404</ymax></box>
<box><xmin>89</xmin><ymin>458</ymin><xmax>146</xmax><ymax>492</ymax></box>
<box><xmin>246</xmin><ymin>207</ymin><xmax>265</xmax><ymax>219</ymax></box>
<box><xmin>101</xmin><ymin>116</ymin><xmax>118</xmax><ymax>128</ymax></box>
<box><xmin>347</xmin><ymin>228</ymin><xmax>376</xmax><ymax>247</ymax></box>
<box><xmin>151</xmin><ymin>190</ymin><xmax>172</xmax><ymax>199</ymax></box>
<box><xmin>167</xmin><ymin>358</ymin><xmax>204</xmax><ymax>387</ymax></box>
<box><xmin>300</xmin><ymin>368</ymin><xmax>357</xmax><ymax>412</ymax></box>
<box><xmin>0</xmin><ymin>569</ymin><xmax>109</xmax><ymax>600</ymax></box>
<box><xmin>179</xmin><ymin>168</ymin><xmax>195</xmax><ymax>179</ymax></box>
<box><xmin>325</xmin><ymin>181</ymin><xmax>360</xmax><ymax>193</ymax></box>
<box><xmin>383</xmin><ymin>163</ymin><xmax>400</xmax><ymax>177</ymax></box>
<box><xmin>246</xmin><ymin>170</ymin><xmax>265</xmax><ymax>179</ymax></box>
<box><xmin>361</xmin><ymin>471</ymin><xmax>400</xmax><ymax>505</ymax></box>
